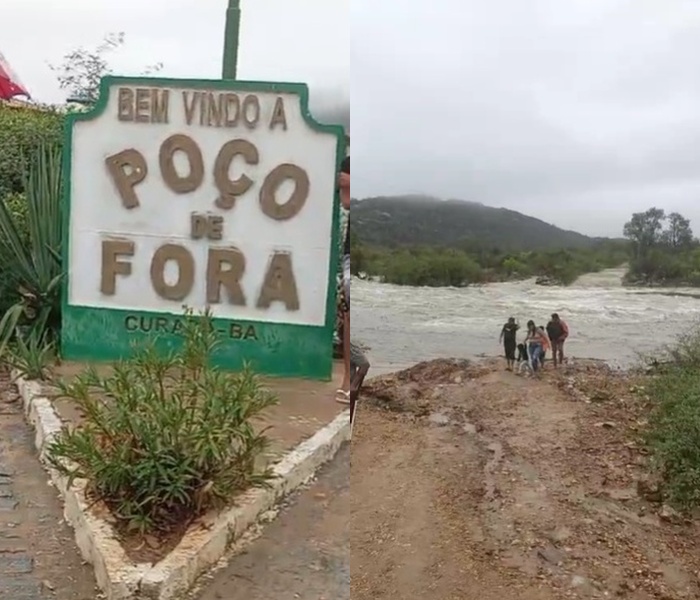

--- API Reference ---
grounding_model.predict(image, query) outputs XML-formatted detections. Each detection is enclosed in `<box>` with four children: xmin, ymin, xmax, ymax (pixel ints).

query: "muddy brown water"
<box><xmin>353</xmin><ymin>267</ymin><xmax>700</xmax><ymax>374</ymax></box>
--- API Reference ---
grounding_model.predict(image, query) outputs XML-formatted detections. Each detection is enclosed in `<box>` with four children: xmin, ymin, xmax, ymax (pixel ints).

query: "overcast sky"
<box><xmin>1</xmin><ymin>0</ymin><xmax>348</xmax><ymax>125</ymax></box>
<box><xmin>352</xmin><ymin>0</ymin><xmax>700</xmax><ymax>237</ymax></box>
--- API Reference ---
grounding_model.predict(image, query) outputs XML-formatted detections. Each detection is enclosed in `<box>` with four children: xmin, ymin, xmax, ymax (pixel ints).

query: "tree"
<box><xmin>661</xmin><ymin>212</ymin><xmax>693</xmax><ymax>250</ymax></box>
<box><xmin>623</xmin><ymin>207</ymin><xmax>666</xmax><ymax>258</ymax></box>
<box><xmin>49</xmin><ymin>32</ymin><xmax>163</xmax><ymax>104</ymax></box>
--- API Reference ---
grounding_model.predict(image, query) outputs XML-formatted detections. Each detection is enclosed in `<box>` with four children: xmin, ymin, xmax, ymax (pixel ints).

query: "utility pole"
<box><xmin>222</xmin><ymin>0</ymin><xmax>242</xmax><ymax>79</ymax></box>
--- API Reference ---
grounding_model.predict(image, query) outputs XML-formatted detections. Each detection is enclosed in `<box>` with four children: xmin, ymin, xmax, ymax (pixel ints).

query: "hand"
<box><xmin>338</xmin><ymin>172</ymin><xmax>350</xmax><ymax>191</ymax></box>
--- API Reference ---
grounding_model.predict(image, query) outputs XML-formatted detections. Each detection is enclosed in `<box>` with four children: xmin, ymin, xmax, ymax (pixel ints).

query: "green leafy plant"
<box><xmin>644</xmin><ymin>326</ymin><xmax>700</xmax><ymax>511</ymax></box>
<box><xmin>0</xmin><ymin>104</ymin><xmax>64</xmax><ymax>199</ymax></box>
<box><xmin>0</xmin><ymin>144</ymin><xmax>63</xmax><ymax>353</ymax></box>
<box><xmin>5</xmin><ymin>331</ymin><xmax>55</xmax><ymax>381</ymax></box>
<box><xmin>46</xmin><ymin>309</ymin><xmax>279</xmax><ymax>534</ymax></box>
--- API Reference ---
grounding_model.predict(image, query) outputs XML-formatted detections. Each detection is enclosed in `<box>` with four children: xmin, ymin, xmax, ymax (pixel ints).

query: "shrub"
<box><xmin>46</xmin><ymin>309</ymin><xmax>279</xmax><ymax>534</ymax></box>
<box><xmin>0</xmin><ymin>104</ymin><xmax>64</xmax><ymax>198</ymax></box>
<box><xmin>646</xmin><ymin>327</ymin><xmax>700</xmax><ymax>510</ymax></box>
<box><xmin>0</xmin><ymin>144</ymin><xmax>63</xmax><ymax>351</ymax></box>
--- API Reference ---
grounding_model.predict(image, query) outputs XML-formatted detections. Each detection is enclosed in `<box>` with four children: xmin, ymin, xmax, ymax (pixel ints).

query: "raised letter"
<box><xmin>159</xmin><ymin>134</ymin><xmax>204</xmax><ymax>194</ymax></box>
<box><xmin>150</xmin><ymin>244</ymin><xmax>195</xmax><ymax>301</ymax></box>
<box><xmin>259</xmin><ymin>164</ymin><xmax>310</xmax><ymax>220</ymax></box>
<box><xmin>135</xmin><ymin>88</ymin><xmax>150</xmax><ymax>123</ymax></box>
<box><xmin>256</xmin><ymin>252</ymin><xmax>299</xmax><ymax>310</ymax></box>
<box><xmin>224</xmin><ymin>93</ymin><xmax>240</xmax><ymax>126</ymax></box>
<box><xmin>242</xmin><ymin>94</ymin><xmax>260</xmax><ymax>128</ymax></box>
<box><xmin>151</xmin><ymin>89</ymin><xmax>169</xmax><ymax>123</ymax></box>
<box><xmin>206</xmin><ymin>247</ymin><xmax>246</xmax><ymax>305</ymax></box>
<box><xmin>117</xmin><ymin>88</ymin><xmax>134</xmax><ymax>121</ymax></box>
<box><xmin>182</xmin><ymin>91</ymin><xmax>199</xmax><ymax>125</ymax></box>
<box><xmin>213</xmin><ymin>139</ymin><xmax>259</xmax><ymax>209</ymax></box>
<box><xmin>101</xmin><ymin>240</ymin><xmax>134</xmax><ymax>295</ymax></box>
<box><xmin>105</xmin><ymin>149</ymin><xmax>147</xmax><ymax>209</ymax></box>
<box><xmin>269</xmin><ymin>96</ymin><xmax>287</xmax><ymax>130</ymax></box>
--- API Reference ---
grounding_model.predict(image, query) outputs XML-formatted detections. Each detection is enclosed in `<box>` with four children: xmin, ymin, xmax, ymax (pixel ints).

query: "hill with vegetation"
<box><xmin>349</xmin><ymin>195</ymin><xmax>629</xmax><ymax>287</ymax></box>
<box><xmin>351</xmin><ymin>195</ymin><xmax>602</xmax><ymax>250</ymax></box>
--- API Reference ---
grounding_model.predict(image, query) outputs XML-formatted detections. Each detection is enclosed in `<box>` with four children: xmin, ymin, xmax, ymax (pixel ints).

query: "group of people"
<box><xmin>499</xmin><ymin>313</ymin><xmax>569</xmax><ymax>373</ymax></box>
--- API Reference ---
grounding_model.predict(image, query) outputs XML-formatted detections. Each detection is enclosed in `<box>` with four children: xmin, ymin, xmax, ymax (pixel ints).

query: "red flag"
<box><xmin>0</xmin><ymin>51</ymin><xmax>30</xmax><ymax>100</ymax></box>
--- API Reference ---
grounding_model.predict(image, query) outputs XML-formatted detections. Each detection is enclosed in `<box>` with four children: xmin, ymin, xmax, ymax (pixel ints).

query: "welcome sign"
<box><xmin>61</xmin><ymin>76</ymin><xmax>345</xmax><ymax>379</ymax></box>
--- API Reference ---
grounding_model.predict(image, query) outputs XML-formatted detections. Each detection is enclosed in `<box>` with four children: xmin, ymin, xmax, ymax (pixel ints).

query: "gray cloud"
<box><xmin>1</xmin><ymin>0</ymin><xmax>348</xmax><ymax>125</ymax></box>
<box><xmin>352</xmin><ymin>0</ymin><xmax>700</xmax><ymax>237</ymax></box>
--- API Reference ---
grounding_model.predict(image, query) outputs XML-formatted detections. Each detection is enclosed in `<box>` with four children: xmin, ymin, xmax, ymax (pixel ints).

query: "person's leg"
<box><xmin>530</xmin><ymin>344</ymin><xmax>542</xmax><ymax>372</ymax></box>
<box><xmin>338</xmin><ymin>309</ymin><xmax>351</xmax><ymax>402</ymax></box>
<box><xmin>551</xmin><ymin>341</ymin><xmax>559</xmax><ymax>367</ymax></box>
<box><xmin>337</xmin><ymin>256</ymin><xmax>351</xmax><ymax>403</ymax></box>
<box><xmin>350</xmin><ymin>342</ymin><xmax>369</xmax><ymax>424</ymax></box>
<box><xmin>558</xmin><ymin>341</ymin><xmax>565</xmax><ymax>364</ymax></box>
<box><xmin>350</xmin><ymin>342</ymin><xmax>370</xmax><ymax>396</ymax></box>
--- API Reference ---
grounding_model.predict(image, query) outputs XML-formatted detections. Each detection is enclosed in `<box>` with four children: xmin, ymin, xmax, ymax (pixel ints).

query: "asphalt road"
<box><xmin>195</xmin><ymin>443</ymin><xmax>349</xmax><ymax>600</ymax></box>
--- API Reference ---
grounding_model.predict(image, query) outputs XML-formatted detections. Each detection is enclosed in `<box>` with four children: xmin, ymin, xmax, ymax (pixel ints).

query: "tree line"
<box><xmin>623</xmin><ymin>208</ymin><xmax>700</xmax><ymax>286</ymax></box>
<box><xmin>350</xmin><ymin>231</ymin><xmax>629</xmax><ymax>287</ymax></box>
<box><xmin>351</xmin><ymin>206</ymin><xmax>700</xmax><ymax>288</ymax></box>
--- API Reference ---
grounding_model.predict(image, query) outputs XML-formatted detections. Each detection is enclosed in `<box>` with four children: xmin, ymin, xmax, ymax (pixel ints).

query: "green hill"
<box><xmin>351</xmin><ymin>195</ymin><xmax>601</xmax><ymax>250</ymax></box>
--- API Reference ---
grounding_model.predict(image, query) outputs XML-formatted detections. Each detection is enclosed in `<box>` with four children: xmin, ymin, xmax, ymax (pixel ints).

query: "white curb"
<box><xmin>12</xmin><ymin>370</ymin><xmax>350</xmax><ymax>600</ymax></box>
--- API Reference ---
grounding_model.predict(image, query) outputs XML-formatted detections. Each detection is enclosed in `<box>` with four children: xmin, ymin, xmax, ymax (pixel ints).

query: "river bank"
<box><xmin>351</xmin><ymin>357</ymin><xmax>700</xmax><ymax>600</ymax></box>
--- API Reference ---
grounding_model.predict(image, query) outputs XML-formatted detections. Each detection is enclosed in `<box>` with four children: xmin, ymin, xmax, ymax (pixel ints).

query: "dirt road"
<box><xmin>351</xmin><ymin>359</ymin><xmax>700</xmax><ymax>600</ymax></box>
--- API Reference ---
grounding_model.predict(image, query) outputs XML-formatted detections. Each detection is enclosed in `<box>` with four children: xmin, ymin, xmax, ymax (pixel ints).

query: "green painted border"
<box><xmin>61</xmin><ymin>76</ymin><xmax>346</xmax><ymax>380</ymax></box>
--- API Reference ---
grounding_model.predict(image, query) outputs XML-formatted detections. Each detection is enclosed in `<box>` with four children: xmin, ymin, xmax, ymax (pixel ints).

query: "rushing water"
<box><xmin>352</xmin><ymin>268</ymin><xmax>700</xmax><ymax>375</ymax></box>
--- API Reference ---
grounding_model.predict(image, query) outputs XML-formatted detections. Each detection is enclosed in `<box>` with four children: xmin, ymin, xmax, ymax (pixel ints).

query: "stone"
<box><xmin>659</xmin><ymin>504</ymin><xmax>682</xmax><ymax>524</ymax></box>
<box><xmin>0</xmin><ymin>553</ymin><xmax>34</xmax><ymax>574</ymax></box>
<box><xmin>536</xmin><ymin>544</ymin><xmax>564</xmax><ymax>566</ymax></box>
<box><xmin>0</xmin><ymin>577</ymin><xmax>42</xmax><ymax>599</ymax></box>
<box><xmin>428</xmin><ymin>413</ymin><xmax>450</xmax><ymax>426</ymax></box>
<box><xmin>0</xmin><ymin>497</ymin><xmax>19</xmax><ymax>511</ymax></box>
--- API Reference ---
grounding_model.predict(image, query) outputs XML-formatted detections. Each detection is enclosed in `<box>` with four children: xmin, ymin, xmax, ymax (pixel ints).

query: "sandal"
<box><xmin>335</xmin><ymin>389</ymin><xmax>350</xmax><ymax>404</ymax></box>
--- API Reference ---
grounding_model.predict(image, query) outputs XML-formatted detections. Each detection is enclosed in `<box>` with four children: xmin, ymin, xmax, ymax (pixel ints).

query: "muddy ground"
<box><xmin>351</xmin><ymin>358</ymin><xmax>700</xmax><ymax>600</ymax></box>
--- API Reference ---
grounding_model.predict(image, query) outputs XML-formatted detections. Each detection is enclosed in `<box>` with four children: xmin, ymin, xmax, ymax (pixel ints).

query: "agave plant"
<box><xmin>0</xmin><ymin>144</ymin><xmax>63</xmax><ymax>352</ymax></box>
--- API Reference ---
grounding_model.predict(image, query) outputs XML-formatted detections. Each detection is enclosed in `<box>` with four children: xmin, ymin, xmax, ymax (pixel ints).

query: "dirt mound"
<box><xmin>363</xmin><ymin>358</ymin><xmax>491</xmax><ymax>414</ymax></box>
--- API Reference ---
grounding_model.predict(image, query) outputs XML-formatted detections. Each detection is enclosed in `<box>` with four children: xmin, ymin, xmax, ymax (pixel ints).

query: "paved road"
<box><xmin>0</xmin><ymin>375</ymin><xmax>97</xmax><ymax>600</ymax></box>
<box><xmin>195</xmin><ymin>444</ymin><xmax>349</xmax><ymax>600</ymax></box>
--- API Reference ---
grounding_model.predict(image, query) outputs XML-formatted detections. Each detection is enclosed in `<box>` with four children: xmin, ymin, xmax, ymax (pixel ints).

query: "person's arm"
<box><xmin>499</xmin><ymin>326</ymin><xmax>504</xmax><ymax>343</ymax></box>
<box><xmin>561</xmin><ymin>321</ymin><xmax>569</xmax><ymax>339</ymax></box>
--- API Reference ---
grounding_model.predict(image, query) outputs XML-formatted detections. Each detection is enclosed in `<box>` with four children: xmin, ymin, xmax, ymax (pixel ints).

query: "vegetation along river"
<box><xmin>352</xmin><ymin>267</ymin><xmax>700</xmax><ymax>375</ymax></box>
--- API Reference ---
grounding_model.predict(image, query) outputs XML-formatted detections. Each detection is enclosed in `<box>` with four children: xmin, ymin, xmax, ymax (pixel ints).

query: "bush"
<box><xmin>646</xmin><ymin>327</ymin><xmax>700</xmax><ymax>510</ymax></box>
<box><xmin>46</xmin><ymin>309</ymin><xmax>279</xmax><ymax>534</ymax></box>
<box><xmin>0</xmin><ymin>145</ymin><xmax>64</xmax><ymax>351</ymax></box>
<box><xmin>0</xmin><ymin>104</ymin><xmax>64</xmax><ymax>198</ymax></box>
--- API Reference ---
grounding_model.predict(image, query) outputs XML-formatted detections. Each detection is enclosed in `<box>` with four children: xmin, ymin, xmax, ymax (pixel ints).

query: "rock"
<box><xmin>547</xmin><ymin>526</ymin><xmax>573</xmax><ymax>544</ymax></box>
<box><xmin>537</xmin><ymin>543</ymin><xmax>565</xmax><ymax>566</ymax></box>
<box><xmin>658</xmin><ymin>504</ymin><xmax>682</xmax><ymax>524</ymax></box>
<box><xmin>428</xmin><ymin>412</ymin><xmax>450</xmax><ymax>426</ymax></box>
<box><xmin>636</xmin><ymin>475</ymin><xmax>663</xmax><ymax>503</ymax></box>
<box><xmin>463</xmin><ymin>422</ymin><xmax>477</xmax><ymax>435</ymax></box>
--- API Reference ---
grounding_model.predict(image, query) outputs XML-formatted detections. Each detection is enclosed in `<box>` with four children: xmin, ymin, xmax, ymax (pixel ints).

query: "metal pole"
<box><xmin>222</xmin><ymin>0</ymin><xmax>242</xmax><ymax>79</ymax></box>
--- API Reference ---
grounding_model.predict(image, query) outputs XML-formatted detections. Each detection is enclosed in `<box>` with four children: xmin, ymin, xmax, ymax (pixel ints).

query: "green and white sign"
<box><xmin>61</xmin><ymin>76</ymin><xmax>345</xmax><ymax>379</ymax></box>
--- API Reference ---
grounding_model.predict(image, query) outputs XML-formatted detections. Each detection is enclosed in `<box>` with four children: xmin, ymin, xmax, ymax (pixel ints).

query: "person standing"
<box><xmin>336</xmin><ymin>156</ymin><xmax>352</xmax><ymax>406</ymax></box>
<box><xmin>546</xmin><ymin>313</ymin><xmax>569</xmax><ymax>367</ymax></box>
<box><xmin>524</xmin><ymin>320</ymin><xmax>549</xmax><ymax>373</ymax></box>
<box><xmin>499</xmin><ymin>317</ymin><xmax>519</xmax><ymax>371</ymax></box>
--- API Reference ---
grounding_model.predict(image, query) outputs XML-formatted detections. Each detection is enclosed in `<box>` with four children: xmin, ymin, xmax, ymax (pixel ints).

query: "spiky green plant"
<box><xmin>0</xmin><ymin>144</ymin><xmax>63</xmax><ymax>352</ymax></box>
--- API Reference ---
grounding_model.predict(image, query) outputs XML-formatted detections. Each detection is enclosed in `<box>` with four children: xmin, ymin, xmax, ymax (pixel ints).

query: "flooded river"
<box><xmin>352</xmin><ymin>268</ymin><xmax>700</xmax><ymax>375</ymax></box>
